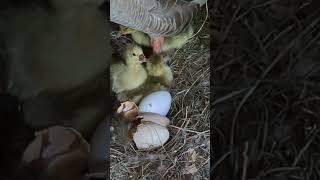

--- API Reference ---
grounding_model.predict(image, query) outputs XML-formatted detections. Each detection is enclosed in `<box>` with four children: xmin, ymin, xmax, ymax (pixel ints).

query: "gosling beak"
<box><xmin>137</xmin><ymin>54</ymin><xmax>148</xmax><ymax>63</ymax></box>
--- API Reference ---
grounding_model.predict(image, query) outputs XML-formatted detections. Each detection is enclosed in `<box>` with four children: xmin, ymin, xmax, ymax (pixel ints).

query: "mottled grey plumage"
<box><xmin>110</xmin><ymin>0</ymin><xmax>207</xmax><ymax>37</ymax></box>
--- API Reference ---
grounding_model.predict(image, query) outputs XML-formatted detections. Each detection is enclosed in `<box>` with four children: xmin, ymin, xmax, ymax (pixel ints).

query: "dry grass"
<box><xmin>213</xmin><ymin>0</ymin><xmax>320</xmax><ymax>179</ymax></box>
<box><xmin>110</xmin><ymin>7</ymin><xmax>210</xmax><ymax>180</ymax></box>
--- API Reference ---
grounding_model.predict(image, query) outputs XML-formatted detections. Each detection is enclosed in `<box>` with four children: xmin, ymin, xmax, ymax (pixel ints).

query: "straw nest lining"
<box><xmin>110</xmin><ymin>7</ymin><xmax>210</xmax><ymax>180</ymax></box>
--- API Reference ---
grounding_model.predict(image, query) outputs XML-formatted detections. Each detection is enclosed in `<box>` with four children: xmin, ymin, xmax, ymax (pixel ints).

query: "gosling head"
<box><xmin>123</xmin><ymin>44</ymin><xmax>148</xmax><ymax>64</ymax></box>
<box><xmin>146</xmin><ymin>55</ymin><xmax>165</xmax><ymax>74</ymax></box>
<box><xmin>149</xmin><ymin>54</ymin><xmax>164</xmax><ymax>65</ymax></box>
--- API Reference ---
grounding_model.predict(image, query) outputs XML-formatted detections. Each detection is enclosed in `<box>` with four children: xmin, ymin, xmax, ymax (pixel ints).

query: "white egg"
<box><xmin>138</xmin><ymin>91</ymin><xmax>172</xmax><ymax>116</ymax></box>
<box><xmin>133</xmin><ymin>122</ymin><xmax>170</xmax><ymax>150</ymax></box>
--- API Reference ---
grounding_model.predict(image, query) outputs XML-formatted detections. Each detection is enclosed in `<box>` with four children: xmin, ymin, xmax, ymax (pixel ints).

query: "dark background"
<box><xmin>212</xmin><ymin>0</ymin><xmax>320</xmax><ymax>179</ymax></box>
<box><xmin>0</xmin><ymin>0</ymin><xmax>111</xmax><ymax>179</ymax></box>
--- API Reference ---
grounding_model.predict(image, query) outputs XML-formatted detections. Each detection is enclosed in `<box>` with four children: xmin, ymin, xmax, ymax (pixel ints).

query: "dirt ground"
<box><xmin>110</xmin><ymin>5</ymin><xmax>210</xmax><ymax>180</ymax></box>
<box><xmin>213</xmin><ymin>0</ymin><xmax>320</xmax><ymax>179</ymax></box>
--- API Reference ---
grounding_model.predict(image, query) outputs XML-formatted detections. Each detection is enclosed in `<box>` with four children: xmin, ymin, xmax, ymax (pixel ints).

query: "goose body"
<box><xmin>111</xmin><ymin>0</ymin><xmax>206</xmax><ymax>53</ymax></box>
<box><xmin>111</xmin><ymin>0</ymin><xmax>207</xmax><ymax>37</ymax></box>
<box><xmin>120</xmin><ymin>25</ymin><xmax>194</xmax><ymax>52</ymax></box>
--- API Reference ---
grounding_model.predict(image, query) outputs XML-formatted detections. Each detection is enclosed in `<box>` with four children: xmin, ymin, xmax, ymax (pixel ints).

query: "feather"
<box><xmin>110</xmin><ymin>0</ymin><xmax>206</xmax><ymax>37</ymax></box>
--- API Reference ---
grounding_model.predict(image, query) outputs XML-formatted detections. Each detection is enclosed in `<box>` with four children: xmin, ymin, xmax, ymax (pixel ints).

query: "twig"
<box><xmin>221</xmin><ymin>5</ymin><xmax>241</xmax><ymax>42</ymax></box>
<box><xmin>254</xmin><ymin>0</ymin><xmax>282</xmax><ymax>8</ymax></box>
<box><xmin>212</xmin><ymin>88</ymin><xmax>248</xmax><ymax>105</ymax></box>
<box><xmin>292</xmin><ymin>129</ymin><xmax>319</xmax><ymax>166</ymax></box>
<box><xmin>263</xmin><ymin>167</ymin><xmax>301</xmax><ymax>176</ymax></box>
<box><xmin>241</xmin><ymin>141</ymin><xmax>249</xmax><ymax>180</ymax></box>
<box><xmin>215</xmin><ymin>55</ymin><xmax>244</xmax><ymax>72</ymax></box>
<box><xmin>189</xmin><ymin>2</ymin><xmax>209</xmax><ymax>39</ymax></box>
<box><xmin>211</xmin><ymin>150</ymin><xmax>235</xmax><ymax>172</ymax></box>
<box><xmin>169</xmin><ymin>125</ymin><xmax>209</xmax><ymax>134</ymax></box>
<box><xmin>296</xmin><ymin>30</ymin><xmax>320</xmax><ymax>58</ymax></box>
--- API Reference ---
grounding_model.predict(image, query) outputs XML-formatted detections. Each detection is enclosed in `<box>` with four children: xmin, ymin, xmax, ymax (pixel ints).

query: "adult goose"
<box><xmin>110</xmin><ymin>0</ymin><xmax>207</xmax><ymax>53</ymax></box>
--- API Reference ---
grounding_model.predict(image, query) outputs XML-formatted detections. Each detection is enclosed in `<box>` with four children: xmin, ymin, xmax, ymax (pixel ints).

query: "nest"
<box><xmin>110</xmin><ymin>7</ymin><xmax>210</xmax><ymax>180</ymax></box>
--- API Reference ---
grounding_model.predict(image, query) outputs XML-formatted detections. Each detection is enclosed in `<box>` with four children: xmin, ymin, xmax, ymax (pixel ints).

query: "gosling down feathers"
<box><xmin>117</xmin><ymin>54</ymin><xmax>173</xmax><ymax>103</ymax></box>
<box><xmin>110</xmin><ymin>0</ymin><xmax>207</xmax><ymax>37</ymax></box>
<box><xmin>146</xmin><ymin>54</ymin><xmax>173</xmax><ymax>87</ymax></box>
<box><xmin>120</xmin><ymin>25</ymin><xmax>194</xmax><ymax>52</ymax></box>
<box><xmin>111</xmin><ymin>44</ymin><xmax>148</xmax><ymax>94</ymax></box>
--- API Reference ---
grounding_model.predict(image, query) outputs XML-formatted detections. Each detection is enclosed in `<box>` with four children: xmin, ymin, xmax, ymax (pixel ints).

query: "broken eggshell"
<box><xmin>132</xmin><ymin>122</ymin><xmax>170</xmax><ymax>150</ymax></box>
<box><xmin>138</xmin><ymin>90</ymin><xmax>172</xmax><ymax>116</ymax></box>
<box><xmin>116</xmin><ymin>101</ymin><xmax>140</xmax><ymax>121</ymax></box>
<box><xmin>140</xmin><ymin>112</ymin><xmax>170</xmax><ymax>127</ymax></box>
<box><xmin>22</xmin><ymin>126</ymin><xmax>90</xmax><ymax>180</ymax></box>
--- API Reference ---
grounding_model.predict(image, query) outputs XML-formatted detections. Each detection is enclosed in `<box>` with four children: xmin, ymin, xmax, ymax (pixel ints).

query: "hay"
<box><xmin>110</xmin><ymin>7</ymin><xmax>210</xmax><ymax>180</ymax></box>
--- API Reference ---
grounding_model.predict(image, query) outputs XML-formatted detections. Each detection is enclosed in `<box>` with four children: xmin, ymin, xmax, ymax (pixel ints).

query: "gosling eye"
<box><xmin>132</xmin><ymin>53</ymin><xmax>136</xmax><ymax>56</ymax></box>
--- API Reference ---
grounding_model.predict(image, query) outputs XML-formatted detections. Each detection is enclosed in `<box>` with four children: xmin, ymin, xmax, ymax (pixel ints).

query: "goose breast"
<box><xmin>110</xmin><ymin>0</ymin><xmax>206</xmax><ymax>37</ymax></box>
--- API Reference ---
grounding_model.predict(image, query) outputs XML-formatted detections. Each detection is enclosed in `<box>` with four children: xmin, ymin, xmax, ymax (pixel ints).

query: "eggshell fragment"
<box><xmin>140</xmin><ymin>112</ymin><xmax>170</xmax><ymax>127</ymax></box>
<box><xmin>22</xmin><ymin>126</ymin><xmax>90</xmax><ymax>180</ymax></box>
<box><xmin>133</xmin><ymin>122</ymin><xmax>170</xmax><ymax>150</ymax></box>
<box><xmin>138</xmin><ymin>91</ymin><xmax>172</xmax><ymax>116</ymax></box>
<box><xmin>117</xmin><ymin>101</ymin><xmax>140</xmax><ymax>121</ymax></box>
